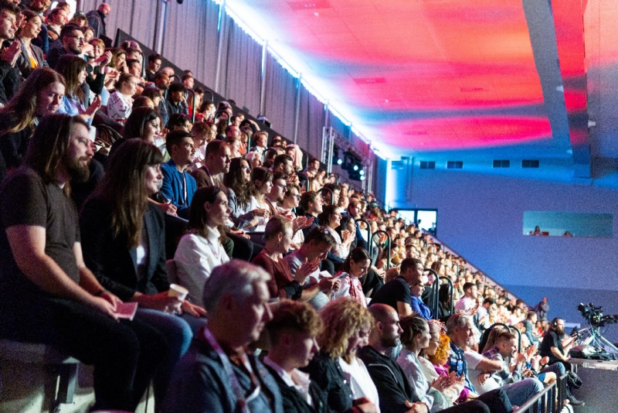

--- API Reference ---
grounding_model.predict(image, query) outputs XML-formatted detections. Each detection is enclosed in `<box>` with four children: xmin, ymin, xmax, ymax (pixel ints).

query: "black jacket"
<box><xmin>302</xmin><ymin>351</ymin><xmax>354</xmax><ymax>412</ymax></box>
<box><xmin>264</xmin><ymin>364</ymin><xmax>331</xmax><ymax>413</ymax></box>
<box><xmin>0</xmin><ymin>112</ymin><xmax>34</xmax><ymax>172</ymax></box>
<box><xmin>357</xmin><ymin>345</ymin><xmax>421</xmax><ymax>413</ymax></box>
<box><xmin>79</xmin><ymin>196</ymin><xmax>170</xmax><ymax>301</ymax></box>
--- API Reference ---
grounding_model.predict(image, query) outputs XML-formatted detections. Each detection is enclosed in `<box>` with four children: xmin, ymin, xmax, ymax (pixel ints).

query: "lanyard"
<box><xmin>200</xmin><ymin>328</ymin><xmax>261</xmax><ymax>412</ymax></box>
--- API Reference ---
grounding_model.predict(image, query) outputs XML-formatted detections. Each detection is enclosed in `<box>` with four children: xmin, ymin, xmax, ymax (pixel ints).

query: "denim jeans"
<box><xmin>135</xmin><ymin>308</ymin><xmax>194</xmax><ymax>406</ymax></box>
<box><xmin>503</xmin><ymin>378</ymin><xmax>544</xmax><ymax>406</ymax></box>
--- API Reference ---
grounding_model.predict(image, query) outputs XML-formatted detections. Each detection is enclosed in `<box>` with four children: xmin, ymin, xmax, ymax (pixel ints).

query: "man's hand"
<box><xmin>318</xmin><ymin>277</ymin><xmax>337</xmax><ymax>292</ymax></box>
<box><xmin>181</xmin><ymin>301</ymin><xmax>206</xmax><ymax>317</ymax></box>
<box><xmin>295</xmin><ymin>258</ymin><xmax>320</xmax><ymax>285</ymax></box>
<box><xmin>404</xmin><ymin>400</ymin><xmax>429</xmax><ymax>413</ymax></box>
<box><xmin>1</xmin><ymin>40</ymin><xmax>21</xmax><ymax>67</ymax></box>
<box><xmin>352</xmin><ymin>397</ymin><xmax>378</xmax><ymax>413</ymax></box>
<box><xmin>88</xmin><ymin>296</ymin><xmax>120</xmax><ymax>321</ymax></box>
<box><xmin>100</xmin><ymin>291</ymin><xmax>122</xmax><ymax>309</ymax></box>
<box><xmin>478</xmin><ymin>372</ymin><xmax>491</xmax><ymax>385</ymax></box>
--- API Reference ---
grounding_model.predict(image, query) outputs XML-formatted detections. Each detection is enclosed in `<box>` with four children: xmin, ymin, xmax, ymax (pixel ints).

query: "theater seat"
<box><xmin>0</xmin><ymin>339</ymin><xmax>80</xmax><ymax>410</ymax></box>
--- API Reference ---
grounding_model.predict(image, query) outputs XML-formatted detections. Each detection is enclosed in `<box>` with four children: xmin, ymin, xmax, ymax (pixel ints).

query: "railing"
<box><xmin>437</xmin><ymin>276</ymin><xmax>454</xmax><ymax>318</ymax></box>
<box><xmin>369</xmin><ymin>230</ymin><xmax>391</xmax><ymax>270</ymax></box>
<box><xmin>425</xmin><ymin>268</ymin><xmax>439</xmax><ymax>318</ymax></box>
<box><xmin>317</xmin><ymin>187</ymin><xmax>334</xmax><ymax>205</ymax></box>
<box><xmin>516</xmin><ymin>373</ymin><xmax>568</xmax><ymax>413</ymax></box>
<box><xmin>296</xmin><ymin>172</ymin><xmax>310</xmax><ymax>192</ymax></box>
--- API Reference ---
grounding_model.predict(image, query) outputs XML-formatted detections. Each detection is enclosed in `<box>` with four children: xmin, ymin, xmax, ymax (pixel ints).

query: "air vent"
<box><xmin>447</xmin><ymin>161</ymin><xmax>463</xmax><ymax>169</ymax></box>
<box><xmin>420</xmin><ymin>161</ymin><xmax>435</xmax><ymax>169</ymax></box>
<box><xmin>493</xmin><ymin>160</ymin><xmax>510</xmax><ymax>168</ymax></box>
<box><xmin>353</xmin><ymin>77</ymin><xmax>386</xmax><ymax>85</ymax></box>
<box><xmin>288</xmin><ymin>1</ymin><xmax>331</xmax><ymax>10</ymax></box>
<box><xmin>522</xmin><ymin>160</ymin><xmax>540</xmax><ymax>168</ymax></box>
<box><xmin>391</xmin><ymin>160</ymin><xmax>404</xmax><ymax>170</ymax></box>
<box><xmin>460</xmin><ymin>87</ymin><xmax>484</xmax><ymax>92</ymax></box>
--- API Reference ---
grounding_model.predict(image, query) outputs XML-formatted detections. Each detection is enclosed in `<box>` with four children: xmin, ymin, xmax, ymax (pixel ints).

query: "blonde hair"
<box><xmin>318</xmin><ymin>298</ymin><xmax>373</xmax><ymax>362</ymax></box>
<box><xmin>427</xmin><ymin>333</ymin><xmax>451</xmax><ymax>366</ymax></box>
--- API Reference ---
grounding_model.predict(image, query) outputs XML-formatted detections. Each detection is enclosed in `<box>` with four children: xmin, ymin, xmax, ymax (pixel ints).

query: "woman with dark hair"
<box><xmin>247</xmin><ymin>166</ymin><xmax>273</xmax><ymax>232</ymax></box>
<box><xmin>331</xmin><ymin>247</ymin><xmax>370</xmax><ymax>306</ymax></box>
<box><xmin>55</xmin><ymin>55</ymin><xmax>102</xmax><ymax>121</ymax></box>
<box><xmin>252</xmin><ymin>215</ymin><xmax>317</xmax><ymax>300</ymax></box>
<box><xmin>109</xmin><ymin>48</ymin><xmax>128</xmax><ymax>73</ymax></box>
<box><xmin>16</xmin><ymin>10</ymin><xmax>48</xmax><ymax>79</ymax></box>
<box><xmin>0</xmin><ymin>68</ymin><xmax>65</xmax><ymax>180</ymax></box>
<box><xmin>141</xmin><ymin>86</ymin><xmax>163</xmax><ymax>108</ymax></box>
<box><xmin>174</xmin><ymin>186</ymin><xmax>231</xmax><ymax>304</ymax></box>
<box><xmin>123</xmin><ymin>106</ymin><xmax>162</xmax><ymax>142</ymax></box>
<box><xmin>79</xmin><ymin>139</ymin><xmax>206</xmax><ymax>406</ymax></box>
<box><xmin>318</xmin><ymin>204</ymin><xmax>354</xmax><ymax>262</ymax></box>
<box><xmin>224</xmin><ymin>157</ymin><xmax>268</xmax><ymax>230</ymax></box>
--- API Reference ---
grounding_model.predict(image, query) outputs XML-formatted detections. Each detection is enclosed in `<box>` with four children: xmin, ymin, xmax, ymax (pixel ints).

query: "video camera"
<box><xmin>577</xmin><ymin>303</ymin><xmax>618</xmax><ymax>328</ymax></box>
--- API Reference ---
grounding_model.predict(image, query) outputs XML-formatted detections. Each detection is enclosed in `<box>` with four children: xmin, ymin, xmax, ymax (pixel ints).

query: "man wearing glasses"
<box><xmin>47</xmin><ymin>24</ymin><xmax>85</xmax><ymax>69</ymax></box>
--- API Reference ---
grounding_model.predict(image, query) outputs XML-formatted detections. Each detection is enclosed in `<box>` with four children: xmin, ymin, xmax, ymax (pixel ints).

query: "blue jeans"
<box><xmin>503</xmin><ymin>378</ymin><xmax>544</xmax><ymax>406</ymax></box>
<box><xmin>134</xmin><ymin>308</ymin><xmax>193</xmax><ymax>405</ymax></box>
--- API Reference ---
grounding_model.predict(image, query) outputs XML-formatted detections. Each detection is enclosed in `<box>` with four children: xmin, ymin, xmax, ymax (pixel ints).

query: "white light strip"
<box><xmin>221</xmin><ymin>0</ymin><xmax>381</xmax><ymax>156</ymax></box>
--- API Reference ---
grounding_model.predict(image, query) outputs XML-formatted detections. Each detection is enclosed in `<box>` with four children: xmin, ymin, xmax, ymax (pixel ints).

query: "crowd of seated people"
<box><xmin>0</xmin><ymin>1</ymin><xmax>584</xmax><ymax>411</ymax></box>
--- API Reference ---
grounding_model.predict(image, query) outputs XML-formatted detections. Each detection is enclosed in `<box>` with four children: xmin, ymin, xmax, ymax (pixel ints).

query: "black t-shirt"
<box><xmin>539</xmin><ymin>330</ymin><xmax>563</xmax><ymax>364</ymax></box>
<box><xmin>369</xmin><ymin>276</ymin><xmax>411</xmax><ymax>311</ymax></box>
<box><xmin>0</xmin><ymin>168</ymin><xmax>80</xmax><ymax>296</ymax></box>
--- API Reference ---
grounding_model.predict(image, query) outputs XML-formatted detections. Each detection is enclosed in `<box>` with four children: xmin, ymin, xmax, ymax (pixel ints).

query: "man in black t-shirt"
<box><xmin>370</xmin><ymin>258</ymin><xmax>426</xmax><ymax>318</ymax></box>
<box><xmin>0</xmin><ymin>114</ymin><xmax>167</xmax><ymax>411</ymax></box>
<box><xmin>539</xmin><ymin>318</ymin><xmax>584</xmax><ymax>405</ymax></box>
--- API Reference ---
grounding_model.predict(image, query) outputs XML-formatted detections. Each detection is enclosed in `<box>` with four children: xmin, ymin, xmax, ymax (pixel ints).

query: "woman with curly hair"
<box><xmin>303</xmin><ymin>298</ymin><xmax>380</xmax><ymax>412</ymax></box>
<box><xmin>224</xmin><ymin>157</ymin><xmax>267</xmax><ymax>230</ymax></box>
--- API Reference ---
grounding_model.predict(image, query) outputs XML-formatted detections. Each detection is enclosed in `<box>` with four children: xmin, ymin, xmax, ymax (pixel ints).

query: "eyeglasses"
<box><xmin>242</xmin><ymin>166</ymin><xmax>251</xmax><ymax>171</ymax></box>
<box><xmin>276</xmin><ymin>183</ymin><xmax>287</xmax><ymax>190</ymax></box>
<box><xmin>68</xmin><ymin>35</ymin><xmax>85</xmax><ymax>42</ymax></box>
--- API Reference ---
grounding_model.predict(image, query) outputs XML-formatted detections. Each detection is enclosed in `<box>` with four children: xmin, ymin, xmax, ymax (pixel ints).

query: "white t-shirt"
<box><xmin>174</xmin><ymin>228</ymin><xmax>230</xmax><ymax>303</ymax></box>
<box><xmin>106</xmin><ymin>91</ymin><xmax>132</xmax><ymax>122</ymax></box>
<box><xmin>339</xmin><ymin>357</ymin><xmax>381</xmax><ymax>412</ymax></box>
<box><xmin>464</xmin><ymin>350</ymin><xmax>500</xmax><ymax>394</ymax></box>
<box><xmin>455</xmin><ymin>296</ymin><xmax>476</xmax><ymax>312</ymax></box>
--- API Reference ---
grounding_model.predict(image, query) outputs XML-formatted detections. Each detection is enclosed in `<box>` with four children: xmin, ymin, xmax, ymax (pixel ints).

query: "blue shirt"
<box><xmin>410</xmin><ymin>296</ymin><xmax>432</xmax><ymax>320</ymax></box>
<box><xmin>448</xmin><ymin>342</ymin><xmax>476</xmax><ymax>393</ymax></box>
<box><xmin>160</xmin><ymin>160</ymin><xmax>197</xmax><ymax>219</ymax></box>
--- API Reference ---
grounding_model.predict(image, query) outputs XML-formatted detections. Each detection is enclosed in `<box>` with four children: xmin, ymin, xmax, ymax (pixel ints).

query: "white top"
<box><xmin>263</xmin><ymin>357</ymin><xmax>313</xmax><ymax>407</ymax></box>
<box><xmin>331</xmin><ymin>272</ymin><xmax>367</xmax><ymax>307</ymax></box>
<box><xmin>247</xmin><ymin>196</ymin><xmax>268</xmax><ymax>232</ymax></box>
<box><xmin>106</xmin><ymin>91</ymin><xmax>132</xmax><ymax>122</ymax></box>
<box><xmin>326</xmin><ymin>226</ymin><xmax>349</xmax><ymax>259</ymax></box>
<box><xmin>454</xmin><ymin>296</ymin><xmax>476</xmax><ymax>312</ymax></box>
<box><xmin>174</xmin><ymin>227</ymin><xmax>230</xmax><ymax>303</ymax></box>
<box><xmin>417</xmin><ymin>357</ymin><xmax>460</xmax><ymax>409</ymax></box>
<box><xmin>397</xmin><ymin>349</ymin><xmax>435</xmax><ymax>410</ymax></box>
<box><xmin>464</xmin><ymin>350</ymin><xmax>500</xmax><ymax>394</ymax></box>
<box><xmin>338</xmin><ymin>357</ymin><xmax>381</xmax><ymax>412</ymax></box>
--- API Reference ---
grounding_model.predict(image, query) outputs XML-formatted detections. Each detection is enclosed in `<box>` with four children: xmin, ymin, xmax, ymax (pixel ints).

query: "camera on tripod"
<box><xmin>578</xmin><ymin>302</ymin><xmax>618</xmax><ymax>328</ymax></box>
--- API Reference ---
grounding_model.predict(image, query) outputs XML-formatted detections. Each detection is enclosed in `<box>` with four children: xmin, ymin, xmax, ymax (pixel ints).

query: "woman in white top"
<box><xmin>398</xmin><ymin>316</ymin><xmax>465</xmax><ymax>412</ymax></box>
<box><xmin>246</xmin><ymin>166</ymin><xmax>273</xmax><ymax>232</ymax></box>
<box><xmin>331</xmin><ymin>247</ymin><xmax>370</xmax><ymax>307</ymax></box>
<box><xmin>174</xmin><ymin>186</ymin><xmax>231</xmax><ymax>303</ymax></box>
<box><xmin>107</xmin><ymin>73</ymin><xmax>138</xmax><ymax>123</ymax></box>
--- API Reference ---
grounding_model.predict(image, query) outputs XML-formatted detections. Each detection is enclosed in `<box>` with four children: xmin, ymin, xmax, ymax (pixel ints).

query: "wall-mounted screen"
<box><xmin>523</xmin><ymin>211</ymin><xmax>613</xmax><ymax>238</ymax></box>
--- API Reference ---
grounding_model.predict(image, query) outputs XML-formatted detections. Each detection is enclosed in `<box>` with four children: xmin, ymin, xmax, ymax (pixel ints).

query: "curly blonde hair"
<box><xmin>318</xmin><ymin>298</ymin><xmax>373</xmax><ymax>362</ymax></box>
<box><xmin>427</xmin><ymin>333</ymin><xmax>451</xmax><ymax>366</ymax></box>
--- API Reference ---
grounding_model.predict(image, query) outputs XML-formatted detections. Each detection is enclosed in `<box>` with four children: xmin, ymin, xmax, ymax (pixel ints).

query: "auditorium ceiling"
<box><xmin>226</xmin><ymin>0</ymin><xmax>615</xmax><ymax>177</ymax></box>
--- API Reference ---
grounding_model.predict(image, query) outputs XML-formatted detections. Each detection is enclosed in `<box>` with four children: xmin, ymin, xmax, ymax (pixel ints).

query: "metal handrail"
<box><xmin>369</xmin><ymin>230</ymin><xmax>391</xmax><ymax>270</ymax></box>
<box><xmin>296</xmin><ymin>172</ymin><xmax>309</xmax><ymax>192</ymax></box>
<box><xmin>186</xmin><ymin>89</ymin><xmax>196</xmax><ymax>123</ymax></box>
<box><xmin>424</xmin><ymin>268</ymin><xmax>439</xmax><ymax>317</ymax></box>
<box><xmin>439</xmin><ymin>276</ymin><xmax>454</xmax><ymax>316</ymax></box>
<box><xmin>317</xmin><ymin>187</ymin><xmax>334</xmax><ymax>205</ymax></box>
<box><xmin>516</xmin><ymin>373</ymin><xmax>568</xmax><ymax>413</ymax></box>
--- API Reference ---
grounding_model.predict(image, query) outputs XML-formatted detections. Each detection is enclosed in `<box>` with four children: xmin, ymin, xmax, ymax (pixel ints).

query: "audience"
<box><xmin>0</xmin><ymin>114</ymin><xmax>167</xmax><ymax>411</ymax></box>
<box><xmin>0</xmin><ymin>8</ymin><xmax>583</xmax><ymax>410</ymax></box>
<box><xmin>163</xmin><ymin>260</ymin><xmax>281</xmax><ymax>412</ymax></box>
